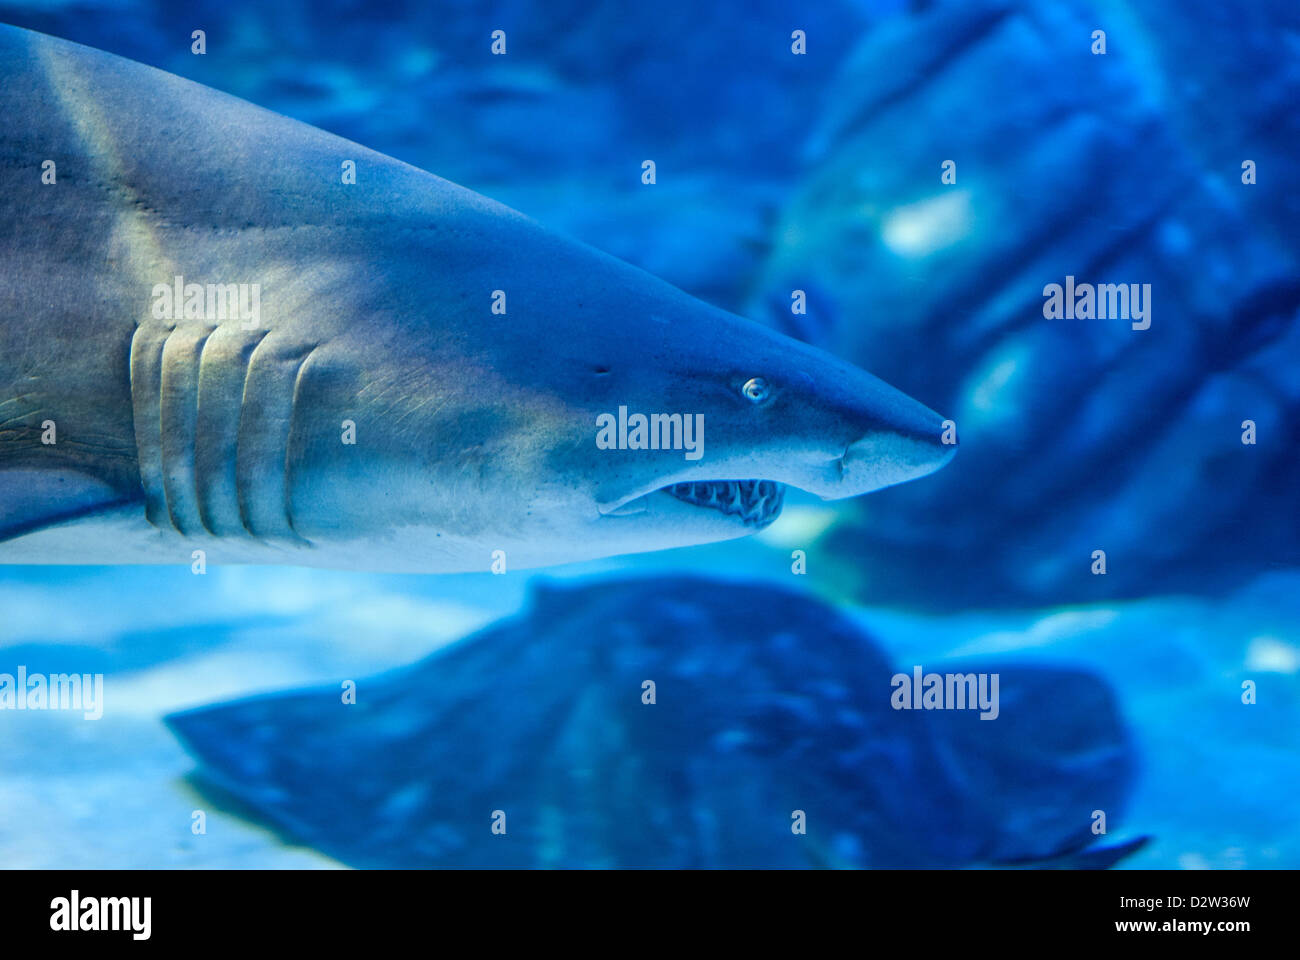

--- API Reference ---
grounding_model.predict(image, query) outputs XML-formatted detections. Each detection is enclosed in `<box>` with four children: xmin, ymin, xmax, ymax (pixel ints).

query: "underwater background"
<box><xmin>0</xmin><ymin>0</ymin><xmax>1297</xmax><ymax>867</ymax></box>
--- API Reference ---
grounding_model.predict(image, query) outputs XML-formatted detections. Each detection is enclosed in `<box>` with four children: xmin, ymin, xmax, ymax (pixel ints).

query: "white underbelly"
<box><xmin>0</xmin><ymin>505</ymin><xmax>477</xmax><ymax>572</ymax></box>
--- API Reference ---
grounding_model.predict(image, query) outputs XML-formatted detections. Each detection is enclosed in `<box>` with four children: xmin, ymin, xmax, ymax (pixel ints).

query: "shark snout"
<box><xmin>806</xmin><ymin>384</ymin><xmax>956</xmax><ymax>500</ymax></box>
<box><xmin>837</xmin><ymin>422</ymin><xmax>955</xmax><ymax>496</ymax></box>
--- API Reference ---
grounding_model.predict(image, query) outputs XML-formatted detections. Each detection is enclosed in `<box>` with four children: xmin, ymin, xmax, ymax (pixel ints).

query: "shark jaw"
<box><xmin>601</xmin><ymin>478</ymin><xmax>787</xmax><ymax>529</ymax></box>
<box><xmin>663</xmin><ymin>479</ymin><xmax>785</xmax><ymax>527</ymax></box>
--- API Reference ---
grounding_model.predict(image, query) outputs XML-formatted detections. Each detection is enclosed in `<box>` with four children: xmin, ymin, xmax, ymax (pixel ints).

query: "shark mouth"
<box><xmin>662</xmin><ymin>479</ymin><xmax>786</xmax><ymax>527</ymax></box>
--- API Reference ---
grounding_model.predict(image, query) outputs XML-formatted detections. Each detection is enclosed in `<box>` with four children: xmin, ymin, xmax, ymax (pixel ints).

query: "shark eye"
<box><xmin>741</xmin><ymin>377</ymin><xmax>770</xmax><ymax>403</ymax></box>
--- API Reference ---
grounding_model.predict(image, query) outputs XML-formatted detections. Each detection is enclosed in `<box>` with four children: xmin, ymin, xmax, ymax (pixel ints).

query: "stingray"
<box><xmin>167</xmin><ymin>576</ymin><xmax>1146</xmax><ymax>868</ymax></box>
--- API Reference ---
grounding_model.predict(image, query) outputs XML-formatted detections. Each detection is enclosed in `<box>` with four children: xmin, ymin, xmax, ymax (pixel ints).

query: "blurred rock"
<box><xmin>749</xmin><ymin>0</ymin><xmax>1300</xmax><ymax>606</ymax></box>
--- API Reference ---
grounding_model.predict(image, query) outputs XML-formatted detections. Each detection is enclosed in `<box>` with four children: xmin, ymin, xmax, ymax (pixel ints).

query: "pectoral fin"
<box><xmin>0</xmin><ymin>468</ymin><xmax>135</xmax><ymax>542</ymax></box>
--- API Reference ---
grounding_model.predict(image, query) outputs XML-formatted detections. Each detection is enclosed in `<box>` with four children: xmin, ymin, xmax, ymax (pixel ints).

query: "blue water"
<box><xmin>0</xmin><ymin>0</ymin><xmax>1297</xmax><ymax>868</ymax></box>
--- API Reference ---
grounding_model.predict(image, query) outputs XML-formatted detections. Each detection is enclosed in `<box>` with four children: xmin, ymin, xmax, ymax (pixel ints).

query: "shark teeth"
<box><xmin>663</xmin><ymin>480</ymin><xmax>785</xmax><ymax>527</ymax></box>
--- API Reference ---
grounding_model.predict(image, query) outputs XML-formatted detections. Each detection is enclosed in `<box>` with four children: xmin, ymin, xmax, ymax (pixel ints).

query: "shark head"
<box><xmin>573</xmin><ymin>299</ymin><xmax>956</xmax><ymax>558</ymax></box>
<box><xmin>586</xmin><ymin>312</ymin><xmax>955</xmax><ymax>530</ymax></box>
<box><xmin>283</xmin><ymin>214</ymin><xmax>955</xmax><ymax>572</ymax></box>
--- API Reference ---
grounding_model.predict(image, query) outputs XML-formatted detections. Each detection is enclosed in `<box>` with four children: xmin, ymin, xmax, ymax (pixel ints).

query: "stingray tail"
<box><xmin>997</xmin><ymin>835</ymin><xmax>1152</xmax><ymax>870</ymax></box>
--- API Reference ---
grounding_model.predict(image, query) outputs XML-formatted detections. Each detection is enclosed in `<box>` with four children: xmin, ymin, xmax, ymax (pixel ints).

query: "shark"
<box><xmin>0</xmin><ymin>24</ymin><xmax>955</xmax><ymax>573</ymax></box>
